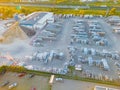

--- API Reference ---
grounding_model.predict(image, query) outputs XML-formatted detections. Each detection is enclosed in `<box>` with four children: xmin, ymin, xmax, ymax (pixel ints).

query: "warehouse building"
<box><xmin>20</xmin><ymin>12</ymin><xmax>54</xmax><ymax>30</ymax></box>
<box><xmin>19</xmin><ymin>12</ymin><xmax>54</xmax><ymax>36</ymax></box>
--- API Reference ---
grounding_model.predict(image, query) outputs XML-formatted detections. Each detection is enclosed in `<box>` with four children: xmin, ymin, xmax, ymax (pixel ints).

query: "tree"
<box><xmin>68</xmin><ymin>66</ymin><xmax>75</xmax><ymax>74</ymax></box>
<box><xmin>109</xmin><ymin>8</ymin><xmax>116</xmax><ymax>15</ymax></box>
<box><xmin>56</xmin><ymin>0</ymin><xmax>66</xmax><ymax>4</ymax></box>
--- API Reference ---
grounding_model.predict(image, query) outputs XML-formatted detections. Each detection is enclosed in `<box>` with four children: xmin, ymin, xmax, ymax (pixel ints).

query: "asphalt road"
<box><xmin>53</xmin><ymin>79</ymin><xmax>120</xmax><ymax>90</ymax></box>
<box><xmin>0</xmin><ymin>2</ymin><xmax>89</xmax><ymax>9</ymax></box>
<box><xmin>1</xmin><ymin>2</ymin><xmax>120</xmax><ymax>10</ymax></box>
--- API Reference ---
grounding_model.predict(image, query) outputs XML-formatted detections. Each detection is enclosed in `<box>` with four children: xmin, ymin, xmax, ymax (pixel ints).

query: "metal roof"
<box><xmin>20</xmin><ymin>12</ymin><xmax>48</xmax><ymax>26</ymax></box>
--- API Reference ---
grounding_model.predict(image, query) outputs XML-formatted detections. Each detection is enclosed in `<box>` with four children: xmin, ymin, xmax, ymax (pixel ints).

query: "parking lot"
<box><xmin>53</xmin><ymin>79</ymin><xmax>120</xmax><ymax>90</ymax></box>
<box><xmin>0</xmin><ymin>72</ymin><xmax>49</xmax><ymax>90</ymax></box>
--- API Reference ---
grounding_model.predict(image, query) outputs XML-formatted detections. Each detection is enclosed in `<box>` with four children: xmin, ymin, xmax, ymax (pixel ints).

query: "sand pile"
<box><xmin>0</xmin><ymin>22</ymin><xmax>28</xmax><ymax>43</ymax></box>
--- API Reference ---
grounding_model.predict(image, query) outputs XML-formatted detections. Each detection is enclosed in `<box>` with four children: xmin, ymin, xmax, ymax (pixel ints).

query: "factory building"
<box><xmin>19</xmin><ymin>12</ymin><xmax>54</xmax><ymax>36</ymax></box>
<box><xmin>20</xmin><ymin>12</ymin><xmax>54</xmax><ymax>30</ymax></box>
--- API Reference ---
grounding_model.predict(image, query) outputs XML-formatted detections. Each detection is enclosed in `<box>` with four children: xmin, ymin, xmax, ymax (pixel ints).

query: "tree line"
<box><xmin>0</xmin><ymin>6</ymin><xmax>118</xmax><ymax>20</ymax></box>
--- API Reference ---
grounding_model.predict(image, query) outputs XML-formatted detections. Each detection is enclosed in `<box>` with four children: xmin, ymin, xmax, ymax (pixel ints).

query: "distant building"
<box><xmin>94</xmin><ymin>86</ymin><xmax>119</xmax><ymax>90</ymax></box>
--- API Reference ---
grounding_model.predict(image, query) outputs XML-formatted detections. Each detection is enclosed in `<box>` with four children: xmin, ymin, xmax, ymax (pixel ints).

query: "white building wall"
<box><xmin>34</xmin><ymin>12</ymin><xmax>54</xmax><ymax>30</ymax></box>
<box><xmin>34</xmin><ymin>21</ymin><xmax>47</xmax><ymax>30</ymax></box>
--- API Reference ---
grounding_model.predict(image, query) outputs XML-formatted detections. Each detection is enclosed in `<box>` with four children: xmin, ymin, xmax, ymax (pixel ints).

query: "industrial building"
<box><xmin>20</xmin><ymin>12</ymin><xmax>54</xmax><ymax>30</ymax></box>
<box><xmin>20</xmin><ymin>12</ymin><xmax>54</xmax><ymax>36</ymax></box>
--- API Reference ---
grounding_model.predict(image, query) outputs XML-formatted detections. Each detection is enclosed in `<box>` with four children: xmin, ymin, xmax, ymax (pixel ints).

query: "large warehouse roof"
<box><xmin>20</xmin><ymin>12</ymin><xmax>50</xmax><ymax>26</ymax></box>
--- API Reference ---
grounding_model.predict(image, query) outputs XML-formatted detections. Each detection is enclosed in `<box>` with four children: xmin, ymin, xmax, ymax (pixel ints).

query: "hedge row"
<box><xmin>0</xmin><ymin>65</ymin><xmax>120</xmax><ymax>87</ymax></box>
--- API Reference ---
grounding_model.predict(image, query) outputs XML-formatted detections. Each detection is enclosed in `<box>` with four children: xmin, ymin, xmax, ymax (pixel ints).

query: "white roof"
<box><xmin>75</xmin><ymin>64</ymin><xmax>82</xmax><ymax>70</ymax></box>
<box><xmin>25</xmin><ymin>65</ymin><xmax>33</xmax><ymax>70</ymax></box>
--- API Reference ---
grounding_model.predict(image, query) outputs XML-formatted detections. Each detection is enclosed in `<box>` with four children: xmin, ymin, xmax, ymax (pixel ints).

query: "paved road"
<box><xmin>1</xmin><ymin>2</ymin><xmax>120</xmax><ymax>10</ymax></box>
<box><xmin>100</xmin><ymin>19</ymin><xmax>120</xmax><ymax>51</ymax></box>
<box><xmin>0</xmin><ymin>2</ymin><xmax>89</xmax><ymax>9</ymax></box>
<box><xmin>53</xmin><ymin>79</ymin><xmax>120</xmax><ymax>90</ymax></box>
<box><xmin>1</xmin><ymin>2</ymin><xmax>120</xmax><ymax>11</ymax></box>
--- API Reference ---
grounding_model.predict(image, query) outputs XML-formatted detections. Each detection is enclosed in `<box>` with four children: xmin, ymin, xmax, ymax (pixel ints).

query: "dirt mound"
<box><xmin>0</xmin><ymin>22</ymin><xmax>28</xmax><ymax>43</ymax></box>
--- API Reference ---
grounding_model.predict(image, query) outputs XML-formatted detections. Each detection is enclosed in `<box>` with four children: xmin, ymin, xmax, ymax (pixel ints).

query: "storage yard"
<box><xmin>0</xmin><ymin>12</ymin><xmax>120</xmax><ymax>84</ymax></box>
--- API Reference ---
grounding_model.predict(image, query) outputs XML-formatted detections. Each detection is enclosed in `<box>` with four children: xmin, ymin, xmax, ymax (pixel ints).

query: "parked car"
<box><xmin>55</xmin><ymin>78</ymin><xmax>63</xmax><ymax>82</ymax></box>
<box><xmin>18</xmin><ymin>73</ymin><xmax>26</xmax><ymax>77</ymax></box>
<box><xmin>28</xmin><ymin>74</ymin><xmax>35</xmax><ymax>78</ymax></box>
<box><xmin>1</xmin><ymin>81</ymin><xmax>9</xmax><ymax>87</ymax></box>
<box><xmin>8</xmin><ymin>82</ymin><xmax>17</xmax><ymax>89</ymax></box>
<box><xmin>115</xmin><ymin>63</ymin><xmax>120</xmax><ymax>68</ymax></box>
<box><xmin>31</xmin><ymin>87</ymin><xmax>36</xmax><ymax>90</ymax></box>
